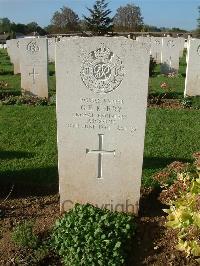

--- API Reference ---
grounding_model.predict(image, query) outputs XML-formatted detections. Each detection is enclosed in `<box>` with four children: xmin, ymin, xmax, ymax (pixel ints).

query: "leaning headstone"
<box><xmin>150</xmin><ymin>37</ymin><xmax>162</xmax><ymax>63</ymax></box>
<box><xmin>20</xmin><ymin>38</ymin><xmax>48</xmax><ymax>98</ymax></box>
<box><xmin>56</xmin><ymin>37</ymin><xmax>150</xmax><ymax>214</ymax></box>
<box><xmin>161</xmin><ymin>37</ymin><xmax>180</xmax><ymax>74</ymax></box>
<box><xmin>184</xmin><ymin>39</ymin><xmax>200</xmax><ymax>97</ymax></box>
<box><xmin>48</xmin><ymin>38</ymin><xmax>56</xmax><ymax>62</ymax></box>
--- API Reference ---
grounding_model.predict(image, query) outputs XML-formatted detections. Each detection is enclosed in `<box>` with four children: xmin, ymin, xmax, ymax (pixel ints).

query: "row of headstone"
<box><xmin>6</xmin><ymin>36</ymin><xmax>200</xmax><ymax>101</ymax></box>
<box><xmin>136</xmin><ymin>36</ymin><xmax>185</xmax><ymax>74</ymax></box>
<box><xmin>6</xmin><ymin>38</ymin><xmax>49</xmax><ymax>98</ymax></box>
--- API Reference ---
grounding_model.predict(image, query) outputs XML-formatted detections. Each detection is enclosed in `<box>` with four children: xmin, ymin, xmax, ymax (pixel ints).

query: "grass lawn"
<box><xmin>0</xmin><ymin>49</ymin><xmax>187</xmax><ymax>99</ymax></box>
<box><xmin>149</xmin><ymin>50</ymin><xmax>186</xmax><ymax>98</ymax></box>
<box><xmin>0</xmin><ymin>48</ymin><xmax>199</xmax><ymax>193</ymax></box>
<box><xmin>0</xmin><ymin>105</ymin><xmax>199</xmax><ymax>190</ymax></box>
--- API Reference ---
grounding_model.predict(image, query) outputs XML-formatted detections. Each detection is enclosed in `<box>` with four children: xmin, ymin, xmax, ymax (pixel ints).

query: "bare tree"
<box><xmin>113</xmin><ymin>3</ymin><xmax>143</xmax><ymax>32</ymax></box>
<box><xmin>51</xmin><ymin>6</ymin><xmax>80</xmax><ymax>33</ymax></box>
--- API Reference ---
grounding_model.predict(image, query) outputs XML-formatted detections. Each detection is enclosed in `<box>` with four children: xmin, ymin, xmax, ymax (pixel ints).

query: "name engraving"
<box><xmin>66</xmin><ymin>97</ymin><xmax>137</xmax><ymax>135</ymax></box>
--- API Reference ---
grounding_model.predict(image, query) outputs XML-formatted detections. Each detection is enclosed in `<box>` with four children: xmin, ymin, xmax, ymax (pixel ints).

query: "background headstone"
<box><xmin>56</xmin><ymin>37</ymin><xmax>150</xmax><ymax>214</ymax></box>
<box><xmin>20</xmin><ymin>38</ymin><xmax>48</xmax><ymax>98</ymax></box>
<box><xmin>178</xmin><ymin>37</ymin><xmax>185</xmax><ymax>58</ymax></box>
<box><xmin>9</xmin><ymin>39</ymin><xmax>21</xmax><ymax>74</ymax></box>
<box><xmin>184</xmin><ymin>39</ymin><xmax>200</xmax><ymax>97</ymax></box>
<box><xmin>161</xmin><ymin>37</ymin><xmax>180</xmax><ymax>74</ymax></box>
<box><xmin>150</xmin><ymin>37</ymin><xmax>162</xmax><ymax>63</ymax></box>
<box><xmin>48</xmin><ymin>37</ymin><xmax>56</xmax><ymax>62</ymax></box>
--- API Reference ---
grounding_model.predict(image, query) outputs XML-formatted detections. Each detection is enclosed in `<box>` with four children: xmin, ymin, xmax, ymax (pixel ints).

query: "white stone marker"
<box><xmin>184</xmin><ymin>39</ymin><xmax>200</xmax><ymax>97</ymax></box>
<box><xmin>48</xmin><ymin>38</ymin><xmax>56</xmax><ymax>62</ymax></box>
<box><xmin>136</xmin><ymin>36</ymin><xmax>151</xmax><ymax>54</ymax></box>
<box><xmin>9</xmin><ymin>39</ymin><xmax>21</xmax><ymax>74</ymax></box>
<box><xmin>150</xmin><ymin>37</ymin><xmax>162</xmax><ymax>64</ymax></box>
<box><xmin>56</xmin><ymin>37</ymin><xmax>150</xmax><ymax>214</ymax></box>
<box><xmin>20</xmin><ymin>38</ymin><xmax>48</xmax><ymax>98</ymax></box>
<box><xmin>161</xmin><ymin>37</ymin><xmax>180</xmax><ymax>74</ymax></box>
<box><xmin>6</xmin><ymin>40</ymin><xmax>11</xmax><ymax>60</ymax></box>
<box><xmin>178</xmin><ymin>37</ymin><xmax>185</xmax><ymax>58</ymax></box>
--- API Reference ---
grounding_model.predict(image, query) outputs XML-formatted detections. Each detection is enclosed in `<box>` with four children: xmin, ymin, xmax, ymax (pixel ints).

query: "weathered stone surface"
<box><xmin>20</xmin><ymin>38</ymin><xmax>48</xmax><ymax>98</ymax></box>
<box><xmin>56</xmin><ymin>37</ymin><xmax>150</xmax><ymax>214</ymax></box>
<box><xmin>185</xmin><ymin>38</ymin><xmax>200</xmax><ymax>96</ymax></box>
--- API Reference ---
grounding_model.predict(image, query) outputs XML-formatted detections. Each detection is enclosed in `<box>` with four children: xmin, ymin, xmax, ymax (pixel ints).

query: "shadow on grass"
<box><xmin>0</xmin><ymin>150</ymin><xmax>34</xmax><ymax>160</ymax></box>
<box><xmin>0</xmin><ymin>70</ymin><xmax>14</xmax><ymax>75</ymax></box>
<box><xmin>143</xmin><ymin>156</ymin><xmax>191</xmax><ymax>170</ymax></box>
<box><xmin>0</xmin><ymin>166</ymin><xmax>58</xmax><ymax>198</ymax></box>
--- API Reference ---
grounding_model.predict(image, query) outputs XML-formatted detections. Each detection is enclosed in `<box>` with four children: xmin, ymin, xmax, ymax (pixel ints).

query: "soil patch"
<box><xmin>0</xmin><ymin>189</ymin><xmax>198</xmax><ymax>265</ymax></box>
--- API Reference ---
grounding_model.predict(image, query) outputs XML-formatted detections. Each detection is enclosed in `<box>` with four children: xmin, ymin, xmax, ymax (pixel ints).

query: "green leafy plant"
<box><xmin>51</xmin><ymin>203</ymin><xmax>136</xmax><ymax>266</ymax></box>
<box><xmin>153</xmin><ymin>159</ymin><xmax>198</xmax><ymax>205</ymax></box>
<box><xmin>181</xmin><ymin>96</ymin><xmax>200</xmax><ymax>110</ymax></box>
<box><xmin>0</xmin><ymin>95</ymin><xmax>49</xmax><ymax>106</ymax></box>
<box><xmin>12</xmin><ymin>220</ymin><xmax>38</xmax><ymax>248</ymax></box>
<box><xmin>161</xmin><ymin>153</ymin><xmax>200</xmax><ymax>259</ymax></box>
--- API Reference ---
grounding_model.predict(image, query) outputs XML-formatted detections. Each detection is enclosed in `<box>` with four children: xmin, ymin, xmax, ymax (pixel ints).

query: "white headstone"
<box><xmin>6</xmin><ymin>40</ymin><xmax>11</xmax><ymax>60</ymax></box>
<box><xmin>150</xmin><ymin>37</ymin><xmax>162</xmax><ymax>63</ymax></box>
<box><xmin>178</xmin><ymin>37</ymin><xmax>185</xmax><ymax>58</ymax></box>
<box><xmin>184</xmin><ymin>39</ymin><xmax>200</xmax><ymax>97</ymax></box>
<box><xmin>136</xmin><ymin>36</ymin><xmax>151</xmax><ymax>58</ymax></box>
<box><xmin>161</xmin><ymin>37</ymin><xmax>180</xmax><ymax>74</ymax></box>
<box><xmin>20</xmin><ymin>38</ymin><xmax>48</xmax><ymax>98</ymax></box>
<box><xmin>9</xmin><ymin>39</ymin><xmax>21</xmax><ymax>74</ymax></box>
<box><xmin>48</xmin><ymin>38</ymin><xmax>56</xmax><ymax>62</ymax></box>
<box><xmin>56</xmin><ymin>37</ymin><xmax>150</xmax><ymax>214</ymax></box>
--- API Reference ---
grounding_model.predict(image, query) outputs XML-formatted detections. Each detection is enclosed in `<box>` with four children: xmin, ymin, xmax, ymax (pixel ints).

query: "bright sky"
<box><xmin>0</xmin><ymin>0</ymin><xmax>199</xmax><ymax>30</ymax></box>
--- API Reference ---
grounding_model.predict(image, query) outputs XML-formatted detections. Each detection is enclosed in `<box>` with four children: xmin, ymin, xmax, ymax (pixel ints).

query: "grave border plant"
<box><xmin>51</xmin><ymin>203</ymin><xmax>136</xmax><ymax>266</ymax></box>
<box><xmin>153</xmin><ymin>152</ymin><xmax>200</xmax><ymax>260</ymax></box>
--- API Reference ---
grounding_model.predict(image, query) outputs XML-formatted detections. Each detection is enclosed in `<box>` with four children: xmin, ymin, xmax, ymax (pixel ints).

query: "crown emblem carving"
<box><xmin>80</xmin><ymin>43</ymin><xmax>125</xmax><ymax>94</ymax></box>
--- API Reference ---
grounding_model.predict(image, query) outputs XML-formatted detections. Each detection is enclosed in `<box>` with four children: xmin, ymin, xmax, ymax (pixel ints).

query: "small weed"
<box><xmin>12</xmin><ymin>220</ymin><xmax>38</xmax><ymax>248</ymax></box>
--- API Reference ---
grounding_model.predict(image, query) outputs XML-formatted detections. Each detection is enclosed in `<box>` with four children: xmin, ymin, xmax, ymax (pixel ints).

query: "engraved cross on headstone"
<box><xmin>29</xmin><ymin>67</ymin><xmax>39</xmax><ymax>84</ymax></box>
<box><xmin>86</xmin><ymin>134</ymin><xmax>115</xmax><ymax>179</ymax></box>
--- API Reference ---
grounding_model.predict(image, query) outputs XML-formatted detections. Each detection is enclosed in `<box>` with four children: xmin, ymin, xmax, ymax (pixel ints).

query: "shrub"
<box><xmin>0</xmin><ymin>95</ymin><xmax>49</xmax><ymax>106</ymax></box>
<box><xmin>164</xmin><ymin>177</ymin><xmax>200</xmax><ymax>258</ymax></box>
<box><xmin>12</xmin><ymin>220</ymin><xmax>38</xmax><ymax>248</ymax></box>
<box><xmin>158</xmin><ymin>153</ymin><xmax>200</xmax><ymax>259</ymax></box>
<box><xmin>51</xmin><ymin>203</ymin><xmax>136</xmax><ymax>266</ymax></box>
<box><xmin>153</xmin><ymin>159</ymin><xmax>198</xmax><ymax>205</ymax></box>
<box><xmin>181</xmin><ymin>97</ymin><xmax>200</xmax><ymax>110</ymax></box>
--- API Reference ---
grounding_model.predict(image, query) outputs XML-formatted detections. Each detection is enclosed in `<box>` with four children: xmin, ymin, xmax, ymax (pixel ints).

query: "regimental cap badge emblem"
<box><xmin>155</xmin><ymin>39</ymin><xmax>160</xmax><ymax>45</ymax></box>
<box><xmin>80</xmin><ymin>43</ymin><xmax>124</xmax><ymax>94</ymax></box>
<box><xmin>26</xmin><ymin>40</ymin><xmax>40</xmax><ymax>53</ymax></box>
<box><xmin>167</xmin><ymin>40</ymin><xmax>175</xmax><ymax>48</ymax></box>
